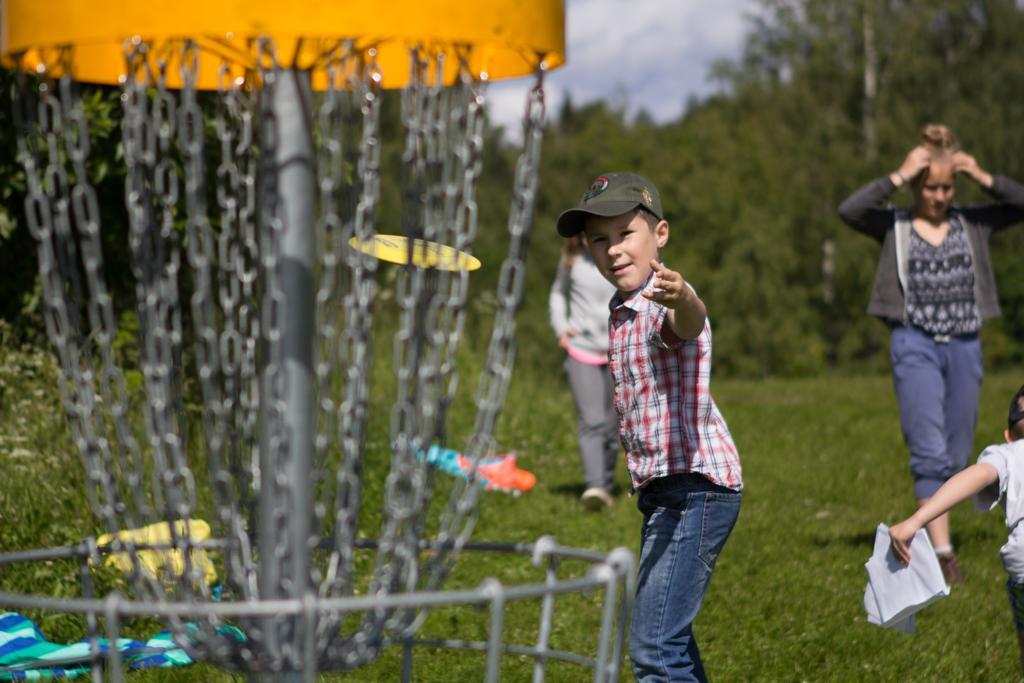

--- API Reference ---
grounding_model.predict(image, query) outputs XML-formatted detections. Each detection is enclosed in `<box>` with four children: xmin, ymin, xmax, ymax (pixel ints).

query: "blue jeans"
<box><xmin>630</xmin><ymin>474</ymin><xmax>741</xmax><ymax>683</ymax></box>
<box><xmin>890</xmin><ymin>325</ymin><xmax>983</xmax><ymax>499</ymax></box>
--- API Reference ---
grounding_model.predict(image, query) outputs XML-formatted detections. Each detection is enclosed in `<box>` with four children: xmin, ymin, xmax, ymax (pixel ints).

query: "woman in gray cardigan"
<box><xmin>838</xmin><ymin>124</ymin><xmax>1024</xmax><ymax>583</ymax></box>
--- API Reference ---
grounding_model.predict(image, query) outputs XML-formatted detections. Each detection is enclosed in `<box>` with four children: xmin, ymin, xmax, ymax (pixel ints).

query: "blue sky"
<box><xmin>488</xmin><ymin>0</ymin><xmax>754</xmax><ymax>140</ymax></box>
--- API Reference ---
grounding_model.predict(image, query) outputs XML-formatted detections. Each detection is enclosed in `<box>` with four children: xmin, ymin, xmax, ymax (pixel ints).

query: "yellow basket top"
<box><xmin>0</xmin><ymin>0</ymin><xmax>565</xmax><ymax>88</ymax></box>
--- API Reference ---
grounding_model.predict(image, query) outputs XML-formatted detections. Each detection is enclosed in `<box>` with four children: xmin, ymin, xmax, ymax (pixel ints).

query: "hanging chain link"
<box><xmin>423</xmin><ymin>67</ymin><xmax>547</xmax><ymax>595</ymax></box>
<box><xmin>316</xmin><ymin>46</ymin><xmax>387</xmax><ymax>669</ymax></box>
<box><xmin>210</xmin><ymin>53</ymin><xmax>262</xmax><ymax>604</ymax></box>
<box><xmin>122</xmin><ymin>41</ymin><xmax>211</xmax><ymax>607</ymax></box>
<box><xmin>380</xmin><ymin>50</ymin><xmax>492</xmax><ymax>643</ymax></box>
<box><xmin>13</xmin><ymin>46</ymin><xmax>199</xmax><ymax>614</ymax></box>
<box><xmin>371</xmin><ymin>44</ymin><xmax>441</xmax><ymax>621</ymax></box>
<box><xmin>434</xmin><ymin>50</ymin><xmax>485</xmax><ymax>447</ymax></box>
<box><xmin>15</xmin><ymin>58</ymin><xmax>135</xmax><ymax>536</ymax></box>
<box><xmin>318</xmin><ymin>45</ymin><xmax>381</xmax><ymax>593</ymax></box>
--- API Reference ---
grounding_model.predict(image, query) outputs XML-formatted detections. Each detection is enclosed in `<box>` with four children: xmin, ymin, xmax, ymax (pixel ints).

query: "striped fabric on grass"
<box><xmin>0</xmin><ymin>612</ymin><xmax>240</xmax><ymax>680</ymax></box>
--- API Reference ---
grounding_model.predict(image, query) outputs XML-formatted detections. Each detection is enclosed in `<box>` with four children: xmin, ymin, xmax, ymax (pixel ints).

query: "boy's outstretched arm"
<box><xmin>889</xmin><ymin>463</ymin><xmax>999</xmax><ymax>564</ymax></box>
<box><xmin>643</xmin><ymin>259</ymin><xmax>707</xmax><ymax>340</ymax></box>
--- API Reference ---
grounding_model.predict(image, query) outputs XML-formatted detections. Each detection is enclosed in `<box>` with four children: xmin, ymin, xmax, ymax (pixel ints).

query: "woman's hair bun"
<box><xmin>919</xmin><ymin>124</ymin><xmax>960</xmax><ymax>154</ymax></box>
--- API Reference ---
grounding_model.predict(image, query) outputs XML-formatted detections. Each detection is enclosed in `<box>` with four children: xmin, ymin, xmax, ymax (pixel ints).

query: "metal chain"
<box><xmin>434</xmin><ymin>53</ymin><xmax>484</xmax><ymax>445</ymax></box>
<box><xmin>318</xmin><ymin>48</ymin><xmax>385</xmax><ymax>669</ymax></box>
<box><xmin>77</xmin><ymin>60</ymin><xmax>150</xmax><ymax>539</ymax></box>
<box><xmin>15</xmin><ymin>49</ymin><xmax>188</xmax><ymax>611</ymax></box>
<box><xmin>210</xmin><ymin>54</ymin><xmax>262</xmax><ymax>604</ymax></box>
<box><xmin>66</xmin><ymin>66</ymin><xmax>149</xmax><ymax>529</ymax></box>
<box><xmin>380</xmin><ymin>60</ymin><xmax>485</xmax><ymax>645</ymax></box>
<box><xmin>424</xmin><ymin>67</ymin><xmax>547</xmax><ymax>593</ymax></box>
<box><xmin>312</xmin><ymin>44</ymin><xmax>360</xmax><ymax>566</ymax></box>
<box><xmin>356</xmin><ymin>47</ymin><xmax>454</xmax><ymax>651</ymax></box>
<box><xmin>14</xmin><ymin>61</ymin><xmax>130</xmax><ymax>536</ymax></box>
<box><xmin>318</xmin><ymin>46</ymin><xmax>392</xmax><ymax>670</ymax></box>
<box><xmin>179</xmin><ymin>39</ymin><xmax>227</xmax><ymax>567</ymax></box>
<box><xmin>178</xmin><ymin>39</ymin><xmax>262</xmax><ymax>663</ymax></box>
<box><xmin>119</xmin><ymin>44</ymin><xmax>180</xmax><ymax>609</ymax></box>
<box><xmin>318</xmin><ymin>46</ymin><xmax>380</xmax><ymax>592</ymax></box>
<box><xmin>122</xmin><ymin>42</ymin><xmax>212</xmax><ymax>607</ymax></box>
<box><xmin>385</xmin><ymin>53</ymin><xmax>488</xmax><ymax>642</ymax></box>
<box><xmin>374</xmin><ymin>43</ymin><xmax>436</xmax><ymax>606</ymax></box>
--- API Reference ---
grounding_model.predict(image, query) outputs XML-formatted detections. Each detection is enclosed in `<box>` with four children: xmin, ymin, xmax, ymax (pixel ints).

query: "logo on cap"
<box><xmin>641</xmin><ymin>188</ymin><xmax>653</xmax><ymax>206</ymax></box>
<box><xmin>582</xmin><ymin>177</ymin><xmax>609</xmax><ymax>201</ymax></box>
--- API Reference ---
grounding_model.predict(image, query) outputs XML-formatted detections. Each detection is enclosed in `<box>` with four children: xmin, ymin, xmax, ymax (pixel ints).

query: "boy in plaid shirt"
<box><xmin>557</xmin><ymin>172</ymin><xmax>742</xmax><ymax>682</ymax></box>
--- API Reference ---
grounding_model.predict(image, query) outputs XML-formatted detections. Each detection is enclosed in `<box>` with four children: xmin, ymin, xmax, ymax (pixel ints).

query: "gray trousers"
<box><xmin>565</xmin><ymin>356</ymin><xmax>619</xmax><ymax>491</ymax></box>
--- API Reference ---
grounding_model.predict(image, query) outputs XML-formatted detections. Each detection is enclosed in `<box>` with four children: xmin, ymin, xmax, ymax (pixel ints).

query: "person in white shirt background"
<box><xmin>548</xmin><ymin>233</ymin><xmax>619</xmax><ymax>511</ymax></box>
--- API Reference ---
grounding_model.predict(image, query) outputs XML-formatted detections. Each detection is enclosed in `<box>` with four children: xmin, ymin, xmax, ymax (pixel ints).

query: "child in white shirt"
<box><xmin>890</xmin><ymin>383</ymin><xmax>1024</xmax><ymax>672</ymax></box>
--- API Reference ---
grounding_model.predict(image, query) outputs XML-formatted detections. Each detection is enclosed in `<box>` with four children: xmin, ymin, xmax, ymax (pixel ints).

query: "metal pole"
<box><xmin>258</xmin><ymin>67</ymin><xmax>316</xmax><ymax>682</ymax></box>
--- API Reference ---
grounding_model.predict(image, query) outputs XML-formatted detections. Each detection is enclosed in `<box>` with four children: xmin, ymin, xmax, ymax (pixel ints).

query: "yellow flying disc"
<box><xmin>349</xmin><ymin>234</ymin><xmax>481</xmax><ymax>272</ymax></box>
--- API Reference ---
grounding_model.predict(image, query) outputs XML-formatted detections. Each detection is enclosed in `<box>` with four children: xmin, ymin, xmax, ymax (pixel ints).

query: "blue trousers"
<box><xmin>630</xmin><ymin>474</ymin><xmax>741</xmax><ymax>683</ymax></box>
<box><xmin>890</xmin><ymin>325</ymin><xmax>983</xmax><ymax>499</ymax></box>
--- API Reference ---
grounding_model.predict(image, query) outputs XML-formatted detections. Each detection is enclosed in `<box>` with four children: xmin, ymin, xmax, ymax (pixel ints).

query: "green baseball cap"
<box><xmin>556</xmin><ymin>172</ymin><xmax>663</xmax><ymax>237</ymax></box>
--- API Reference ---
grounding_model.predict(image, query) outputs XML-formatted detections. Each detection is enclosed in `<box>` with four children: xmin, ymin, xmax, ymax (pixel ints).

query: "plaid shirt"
<box><xmin>607</xmin><ymin>279</ymin><xmax>742</xmax><ymax>491</ymax></box>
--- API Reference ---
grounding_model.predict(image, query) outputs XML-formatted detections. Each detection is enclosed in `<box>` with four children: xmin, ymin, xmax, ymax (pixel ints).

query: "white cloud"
<box><xmin>488</xmin><ymin>0</ymin><xmax>752</xmax><ymax>141</ymax></box>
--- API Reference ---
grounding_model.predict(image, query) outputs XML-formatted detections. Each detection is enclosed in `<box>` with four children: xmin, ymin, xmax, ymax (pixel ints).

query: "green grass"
<box><xmin>1</xmin><ymin>332</ymin><xmax>1023</xmax><ymax>681</ymax></box>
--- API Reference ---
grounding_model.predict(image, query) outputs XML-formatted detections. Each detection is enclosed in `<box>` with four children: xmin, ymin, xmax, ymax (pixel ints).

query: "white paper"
<box><xmin>863</xmin><ymin>523</ymin><xmax>950</xmax><ymax>633</ymax></box>
<box><xmin>864</xmin><ymin>580</ymin><xmax>915</xmax><ymax>633</ymax></box>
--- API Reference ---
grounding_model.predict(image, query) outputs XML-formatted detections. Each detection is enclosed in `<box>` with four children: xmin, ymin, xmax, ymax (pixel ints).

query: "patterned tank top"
<box><xmin>905</xmin><ymin>217</ymin><xmax>981</xmax><ymax>336</ymax></box>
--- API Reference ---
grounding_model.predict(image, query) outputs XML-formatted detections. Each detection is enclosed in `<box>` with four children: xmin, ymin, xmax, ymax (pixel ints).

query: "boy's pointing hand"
<box><xmin>645</xmin><ymin>259</ymin><xmax>707</xmax><ymax>340</ymax></box>
<box><xmin>643</xmin><ymin>260</ymin><xmax>685</xmax><ymax>306</ymax></box>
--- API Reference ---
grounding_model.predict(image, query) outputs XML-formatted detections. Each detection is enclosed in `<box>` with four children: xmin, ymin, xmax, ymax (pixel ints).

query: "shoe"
<box><xmin>937</xmin><ymin>552</ymin><xmax>963</xmax><ymax>584</ymax></box>
<box><xmin>580</xmin><ymin>487</ymin><xmax>613</xmax><ymax>511</ymax></box>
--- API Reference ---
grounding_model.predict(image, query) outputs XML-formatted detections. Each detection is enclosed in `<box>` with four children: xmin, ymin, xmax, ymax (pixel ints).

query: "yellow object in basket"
<box><xmin>96</xmin><ymin>519</ymin><xmax>218</xmax><ymax>586</ymax></box>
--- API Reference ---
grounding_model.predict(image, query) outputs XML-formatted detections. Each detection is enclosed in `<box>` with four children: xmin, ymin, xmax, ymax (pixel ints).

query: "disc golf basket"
<box><xmin>0</xmin><ymin>1</ymin><xmax>635</xmax><ymax>680</ymax></box>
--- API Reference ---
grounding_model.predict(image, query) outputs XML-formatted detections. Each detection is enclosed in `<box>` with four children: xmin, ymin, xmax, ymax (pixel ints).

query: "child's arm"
<box><xmin>643</xmin><ymin>259</ymin><xmax>707</xmax><ymax>339</ymax></box>
<box><xmin>889</xmin><ymin>462</ymin><xmax>999</xmax><ymax>564</ymax></box>
<box><xmin>548</xmin><ymin>261</ymin><xmax>578</xmax><ymax>350</ymax></box>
